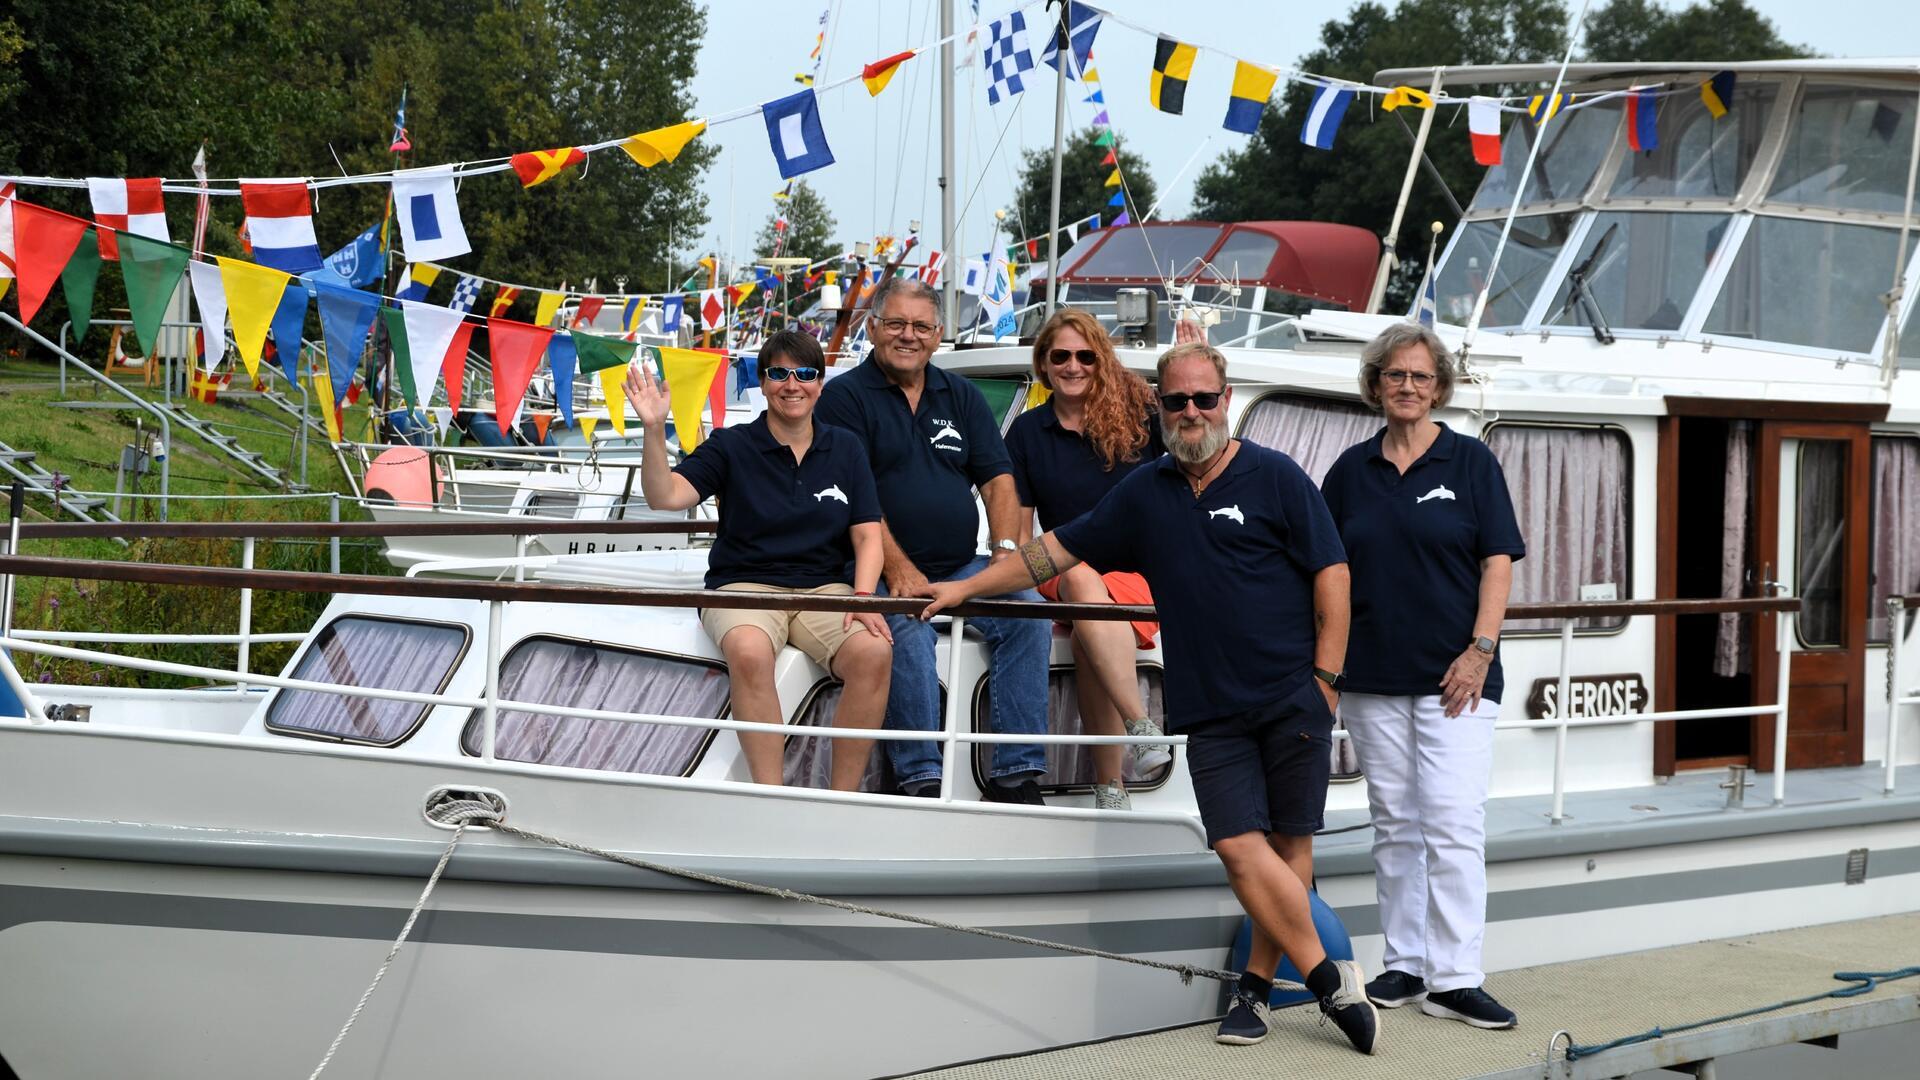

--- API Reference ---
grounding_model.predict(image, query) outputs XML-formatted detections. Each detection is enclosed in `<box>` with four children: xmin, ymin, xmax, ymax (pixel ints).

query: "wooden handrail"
<box><xmin>1893</xmin><ymin>594</ymin><xmax>1920</xmax><ymax>610</ymax></box>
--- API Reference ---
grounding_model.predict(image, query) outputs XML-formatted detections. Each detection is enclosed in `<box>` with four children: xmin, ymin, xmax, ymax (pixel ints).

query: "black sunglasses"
<box><xmin>763</xmin><ymin>366</ymin><xmax>822</xmax><ymax>383</ymax></box>
<box><xmin>1158</xmin><ymin>391</ymin><xmax>1223</xmax><ymax>412</ymax></box>
<box><xmin>1047</xmin><ymin>348</ymin><xmax>1098</xmax><ymax>366</ymax></box>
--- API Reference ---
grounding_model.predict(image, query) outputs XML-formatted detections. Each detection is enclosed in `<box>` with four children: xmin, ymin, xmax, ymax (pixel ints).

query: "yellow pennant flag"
<box><xmin>659</xmin><ymin>346</ymin><xmax>722</xmax><ymax>452</ymax></box>
<box><xmin>216</xmin><ymin>256</ymin><xmax>292</xmax><ymax>383</ymax></box>
<box><xmin>579</xmin><ymin>414</ymin><xmax>600</xmax><ymax>442</ymax></box>
<box><xmin>0</xmin><ymin>280</ymin><xmax>10</xmax><ymax>304</ymax></box>
<box><xmin>1082</xmin><ymin>67</ymin><xmax>1100</xmax><ymax>84</ymax></box>
<box><xmin>312</xmin><ymin>370</ymin><xmax>343</xmax><ymax>443</ymax></box>
<box><xmin>1104</xmin><ymin>169</ymin><xmax>1122</xmax><ymax>188</ymax></box>
<box><xmin>598</xmin><ymin>366</ymin><xmax>629</xmax><ymax>436</ymax></box>
<box><xmin>1381</xmin><ymin>86</ymin><xmax>1434</xmax><ymax>111</ymax></box>
<box><xmin>730</xmin><ymin>281</ymin><xmax>757</xmax><ymax>305</ymax></box>
<box><xmin>535</xmin><ymin>290</ymin><xmax>565</xmax><ymax>327</ymax></box>
<box><xmin>621</xmin><ymin>119</ymin><xmax>707</xmax><ymax>167</ymax></box>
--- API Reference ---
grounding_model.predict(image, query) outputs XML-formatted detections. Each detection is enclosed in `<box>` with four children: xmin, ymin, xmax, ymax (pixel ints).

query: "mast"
<box><xmin>1043</xmin><ymin>2</ymin><xmax>1070</xmax><ymax>321</ymax></box>
<box><xmin>939</xmin><ymin>0</ymin><xmax>957</xmax><ymax>331</ymax></box>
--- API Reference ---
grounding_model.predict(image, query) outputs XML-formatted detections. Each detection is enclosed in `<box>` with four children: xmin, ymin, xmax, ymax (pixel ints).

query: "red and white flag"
<box><xmin>918</xmin><ymin>250</ymin><xmax>944</xmax><ymax>286</ymax></box>
<box><xmin>700</xmin><ymin>288</ymin><xmax>725</xmax><ymax>330</ymax></box>
<box><xmin>1468</xmin><ymin>97</ymin><xmax>1503</xmax><ymax>167</ymax></box>
<box><xmin>0</xmin><ymin>182</ymin><xmax>16</xmax><ymax>285</ymax></box>
<box><xmin>87</xmin><ymin>177</ymin><xmax>171</xmax><ymax>260</ymax></box>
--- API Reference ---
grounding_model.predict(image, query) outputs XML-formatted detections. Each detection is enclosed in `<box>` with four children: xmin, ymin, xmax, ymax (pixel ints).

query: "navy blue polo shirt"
<box><xmin>814</xmin><ymin>358</ymin><xmax>1013</xmax><ymax>579</ymax></box>
<box><xmin>673</xmin><ymin>415</ymin><xmax>882</xmax><ymax>590</ymax></box>
<box><xmin>1005</xmin><ymin>401</ymin><xmax>1166</xmax><ymax>533</ymax></box>
<box><xmin>1320</xmin><ymin>423</ymin><xmax>1526</xmax><ymax>701</ymax></box>
<box><xmin>1055</xmin><ymin>441</ymin><xmax>1348</xmax><ymax>729</ymax></box>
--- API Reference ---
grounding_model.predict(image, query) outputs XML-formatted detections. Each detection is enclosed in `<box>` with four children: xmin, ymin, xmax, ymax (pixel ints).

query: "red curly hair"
<box><xmin>1030</xmin><ymin>308</ymin><xmax>1156</xmax><ymax>470</ymax></box>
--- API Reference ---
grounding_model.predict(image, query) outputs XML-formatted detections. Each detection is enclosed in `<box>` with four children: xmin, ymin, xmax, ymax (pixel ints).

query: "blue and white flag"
<box><xmin>397</xmin><ymin>263</ymin><xmax>439</xmax><ymax>303</ymax></box>
<box><xmin>321</xmin><ymin>223</ymin><xmax>384</xmax><ymax>288</ymax></box>
<box><xmin>661</xmin><ymin>295</ymin><xmax>684</xmax><ymax>334</ymax></box>
<box><xmin>983</xmin><ymin>12</ymin><xmax>1035</xmax><ymax>104</ymax></box>
<box><xmin>1410</xmin><ymin>270</ymin><xmax>1437</xmax><ymax>328</ymax></box>
<box><xmin>761</xmin><ymin>89</ymin><xmax>835</xmax><ymax>179</ymax></box>
<box><xmin>391</xmin><ymin>165</ymin><xmax>471</xmax><ymax>262</ymax></box>
<box><xmin>1040</xmin><ymin>3</ymin><xmax>1102</xmax><ymax>76</ymax></box>
<box><xmin>448</xmin><ymin>274</ymin><xmax>482</xmax><ymax>314</ymax></box>
<box><xmin>1300</xmin><ymin>84</ymin><xmax>1356</xmax><ymax>151</ymax></box>
<box><xmin>959</xmin><ymin>256</ymin><xmax>989</xmax><ymax>295</ymax></box>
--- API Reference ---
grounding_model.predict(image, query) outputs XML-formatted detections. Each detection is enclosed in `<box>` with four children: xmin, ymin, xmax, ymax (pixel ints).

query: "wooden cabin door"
<box><xmin>1750</xmin><ymin>420</ymin><xmax>1870</xmax><ymax>771</ymax></box>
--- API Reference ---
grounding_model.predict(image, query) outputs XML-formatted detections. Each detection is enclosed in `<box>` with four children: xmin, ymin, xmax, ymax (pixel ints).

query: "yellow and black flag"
<box><xmin>1149</xmin><ymin>36</ymin><xmax>1196</xmax><ymax>115</ymax></box>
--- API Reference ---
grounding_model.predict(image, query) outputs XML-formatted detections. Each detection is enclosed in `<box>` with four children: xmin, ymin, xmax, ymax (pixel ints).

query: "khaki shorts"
<box><xmin>699</xmin><ymin>582</ymin><xmax>870</xmax><ymax>671</ymax></box>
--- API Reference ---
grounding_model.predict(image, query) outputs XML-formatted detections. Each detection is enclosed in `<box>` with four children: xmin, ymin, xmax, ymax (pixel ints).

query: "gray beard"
<box><xmin>1167</xmin><ymin>419</ymin><xmax>1229</xmax><ymax>466</ymax></box>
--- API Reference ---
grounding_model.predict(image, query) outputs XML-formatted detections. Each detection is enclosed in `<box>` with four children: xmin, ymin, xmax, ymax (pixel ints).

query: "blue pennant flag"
<box><xmin>548</xmin><ymin>334</ymin><xmax>578</xmax><ymax>427</ymax></box>
<box><xmin>1041</xmin><ymin>2</ymin><xmax>1102</xmax><ymax>76</ymax></box>
<box><xmin>319</xmin><ymin>223</ymin><xmax>384</xmax><ymax>289</ymax></box>
<box><xmin>762</xmin><ymin>89</ymin><xmax>835</xmax><ymax>179</ymax></box>
<box><xmin>314</xmin><ymin>281</ymin><xmax>381</xmax><ymax>402</ymax></box>
<box><xmin>661</xmin><ymin>295</ymin><xmax>684</xmax><ymax>334</ymax></box>
<box><xmin>1108</xmin><ymin>191</ymin><xmax>1125</xmax><ymax>207</ymax></box>
<box><xmin>269</xmin><ymin>281</ymin><xmax>310</xmax><ymax>384</ymax></box>
<box><xmin>1300</xmin><ymin>84</ymin><xmax>1355</xmax><ymax>151</ymax></box>
<box><xmin>1084</xmin><ymin>89</ymin><xmax>1105</xmax><ymax>104</ymax></box>
<box><xmin>735</xmin><ymin>354</ymin><xmax>758</xmax><ymax>398</ymax></box>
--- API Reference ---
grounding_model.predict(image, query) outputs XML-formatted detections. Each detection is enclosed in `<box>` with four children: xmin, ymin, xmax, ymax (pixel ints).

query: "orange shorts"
<box><xmin>1036</xmin><ymin>570</ymin><xmax>1159</xmax><ymax>649</ymax></box>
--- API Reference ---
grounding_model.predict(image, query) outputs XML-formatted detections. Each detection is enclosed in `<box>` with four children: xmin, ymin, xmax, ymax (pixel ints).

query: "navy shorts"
<box><xmin>1183</xmin><ymin>680</ymin><xmax>1335</xmax><ymax>846</ymax></box>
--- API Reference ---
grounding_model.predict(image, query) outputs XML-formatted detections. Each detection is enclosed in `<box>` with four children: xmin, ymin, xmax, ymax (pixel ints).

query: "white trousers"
<box><xmin>1340</xmin><ymin>692</ymin><xmax>1497</xmax><ymax>992</ymax></box>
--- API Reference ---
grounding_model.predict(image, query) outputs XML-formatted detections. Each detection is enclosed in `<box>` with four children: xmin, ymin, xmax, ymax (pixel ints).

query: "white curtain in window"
<box><xmin>270</xmin><ymin>618</ymin><xmax>466</xmax><ymax>743</ymax></box>
<box><xmin>1237</xmin><ymin>394</ymin><xmax>1379</xmax><ymax>484</ymax></box>
<box><xmin>1485</xmin><ymin>426</ymin><xmax>1631</xmax><ymax>632</ymax></box>
<box><xmin>1872</xmin><ymin>438</ymin><xmax>1920</xmax><ymax>641</ymax></box>
<box><xmin>784</xmin><ymin>682</ymin><xmax>890</xmax><ymax>792</ymax></box>
<box><xmin>464</xmin><ymin>640</ymin><xmax>730</xmax><ymax>774</ymax></box>
<box><xmin>1715</xmin><ymin>421</ymin><xmax>1752</xmax><ymax>676</ymax></box>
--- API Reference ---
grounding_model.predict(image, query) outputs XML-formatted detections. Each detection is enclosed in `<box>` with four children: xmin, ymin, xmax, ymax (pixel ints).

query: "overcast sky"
<box><xmin>683</xmin><ymin>0</ymin><xmax>1906</xmax><ymax>267</ymax></box>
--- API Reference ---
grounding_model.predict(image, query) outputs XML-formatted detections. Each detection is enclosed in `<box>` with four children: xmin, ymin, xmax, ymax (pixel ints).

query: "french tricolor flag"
<box><xmin>239</xmin><ymin>179</ymin><xmax>322</xmax><ymax>273</ymax></box>
<box><xmin>1468</xmin><ymin>97</ymin><xmax>1504</xmax><ymax>167</ymax></box>
<box><xmin>86</xmin><ymin>178</ymin><xmax>170</xmax><ymax>260</ymax></box>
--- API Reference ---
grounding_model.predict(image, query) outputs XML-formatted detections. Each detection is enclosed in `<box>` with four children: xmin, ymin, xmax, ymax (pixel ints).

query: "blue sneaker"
<box><xmin>1422</xmin><ymin>986</ymin><xmax>1517</xmax><ymax>1030</ymax></box>
<box><xmin>1215</xmin><ymin>988</ymin><xmax>1271</xmax><ymax>1045</ymax></box>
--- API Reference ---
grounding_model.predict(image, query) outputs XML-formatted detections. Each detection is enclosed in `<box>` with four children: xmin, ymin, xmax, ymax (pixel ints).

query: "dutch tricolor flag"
<box><xmin>86</xmin><ymin>177</ymin><xmax>170</xmax><ymax>260</ymax></box>
<box><xmin>761</xmin><ymin>89</ymin><xmax>835</xmax><ymax>179</ymax></box>
<box><xmin>240</xmin><ymin>179</ymin><xmax>323</xmax><ymax>274</ymax></box>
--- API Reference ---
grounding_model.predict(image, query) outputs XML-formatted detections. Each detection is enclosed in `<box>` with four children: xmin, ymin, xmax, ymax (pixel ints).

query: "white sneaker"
<box><xmin>1093</xmin><ymin>781</ymin><xmax>1131</xmax><ymax>811</ymax></box>
<box><xmin>1125</xmin><ymin>717</ymin><xmax>1173</xmax><ymax>772</ymax></box>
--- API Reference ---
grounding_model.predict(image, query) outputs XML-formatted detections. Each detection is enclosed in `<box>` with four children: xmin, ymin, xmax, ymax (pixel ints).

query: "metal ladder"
<box><xmin>0</xmin><ymin>439</ymin><xmax>123</xmax><ymax>523</ymax></box>
<box><xmin>149</xmin><ymin>400</ymin><xmax>307</xmax><ymax>491</ymax></box>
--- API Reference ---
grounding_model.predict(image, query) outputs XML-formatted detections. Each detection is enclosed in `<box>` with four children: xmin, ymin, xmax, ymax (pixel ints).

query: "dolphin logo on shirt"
<box><xmin>813</xmin><ymin>485</ymin><xmax>848</xmax><ymax>504</ymax></box>
<box><xmin>929</xmin><ymin>424</ymin><xmax>964</xmax><ymax>451</ymax></box>
<box><xmin>1416</xmin><ymin>485</ymin><xmax>1456</xmax><ymax>504</ymax></box>
<box><xmin>1209</xmin><ymin>505</ymin><xmax>1246</xmax><ymax>525</ymax></box>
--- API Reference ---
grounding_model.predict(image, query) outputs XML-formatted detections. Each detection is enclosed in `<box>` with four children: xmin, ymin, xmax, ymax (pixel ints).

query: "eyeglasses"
<box><xmin>1047</xmin><ymin>348</ymin><xmax>1098</xmax><ymax>367</ymax></box>
<box><xmin>1380</xmin><ymin>370</ymin><xmax>1437</xmax><ymax>387</ymax></box>
<box><xmin>877</xmin><ymin>318</ymin><xmax>940</xmax><ymax>337</ymax></box>
<box><xmin>1158</xmin><ymin>391</ymin><xmax>1223</xmax><ymax>413</ymax></box>
<box><xmin>763</xmin><ymin>366</ymin><xmax>822</xmax><ymax>383</ymax></box>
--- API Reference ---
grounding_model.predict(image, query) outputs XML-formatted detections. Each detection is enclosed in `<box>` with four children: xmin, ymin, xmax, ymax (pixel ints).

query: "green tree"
<box><xmin>755</xmin><ymin>181</ymin><xmax>839</xmax><ymax>263</ymax></box>
<box><xmin>1582</xmin><ymin>0</ymin><xmax>1812</xmax><ymax>62</ymax></box>
<box><xmin>1008</xmin><ymin>127</ymin><xmax>1156</xmax><ymax>249</ymax></box>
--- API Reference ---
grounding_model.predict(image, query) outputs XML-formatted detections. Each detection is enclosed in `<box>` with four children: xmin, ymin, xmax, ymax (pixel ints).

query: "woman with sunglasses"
<box><xmin>1002</xmin><ymin>308</ymin><xmax>1172</xmax><ymax>811</ymax></box>
<box><xmin>1317</xmin><ymin>322</ymin><xmax>1526</xmax><ymax>1030</ymax></box>
<box><xmin>629</xmin><ymin>329</ymin><xmax>893</xmax><ymax>792</ymax></box>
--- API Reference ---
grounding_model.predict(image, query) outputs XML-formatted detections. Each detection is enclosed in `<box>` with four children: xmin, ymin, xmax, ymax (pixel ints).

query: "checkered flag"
<box><xmin>982</xmin><ymin>12</ymin><xmax>1034</xmax><ymax>104</ymax></box>
<box><xmin>448</xmin><ymin>275</ymin><xmax>482</xmax><ymax>314</ymax></box>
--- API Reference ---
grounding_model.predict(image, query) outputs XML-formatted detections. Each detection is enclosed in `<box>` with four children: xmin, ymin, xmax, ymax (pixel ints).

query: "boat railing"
<box><xmin>1890</xmin><ymin>594</ymin><xmax>1920</xmax><ymax>796</ymax></box>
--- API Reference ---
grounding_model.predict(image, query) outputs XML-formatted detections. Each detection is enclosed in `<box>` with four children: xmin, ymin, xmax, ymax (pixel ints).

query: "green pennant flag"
<box><xmin>1093</xmin><ymin>129</ymin><xmax>1115</xmax><ymax>147</ymax></box>
<box><xmin>574</xmin><ymin>331</ymin><xmax>639</xmax><ymax>374</ymax></box>
<box><xmin>60</xmin><ymin>231</ymin><xmax>105</xmax><ymax>343</ymax></box>
<box><xmin>380</xmin><ymin>307</ymin><xmax>418</xmax><ymax>408</ymax></box>
<box><xmin>118</xmin><ymin>232</ymin><xmax>192</xmax><ymax>358</ymax></box>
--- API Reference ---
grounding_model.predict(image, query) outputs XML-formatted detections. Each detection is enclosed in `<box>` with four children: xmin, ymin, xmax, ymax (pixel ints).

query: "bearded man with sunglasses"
<box><xmin>814</xmin><ymin>277</ymin><xmax>1052</xmax><ymax>803</ymax></box>
<box><xmin>916</xmin><ymin>341</ymin><xmax>1379</xmax><ymax>1056</ymax></box>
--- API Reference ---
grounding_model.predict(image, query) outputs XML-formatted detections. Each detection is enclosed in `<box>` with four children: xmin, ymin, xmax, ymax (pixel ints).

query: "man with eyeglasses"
<box><xmin>814</xmin><ymin>276</ymin><xmax>1052</xmax><ymax>803</ymax></box>
<box><xmin>917</xmin><ymin>341</ymin><xmax>1378</xmax><ymax>1056</ymax></box>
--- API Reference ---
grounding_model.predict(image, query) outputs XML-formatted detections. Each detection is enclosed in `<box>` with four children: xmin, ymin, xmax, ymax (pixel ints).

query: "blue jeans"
<box><xmin>878</xmin><ymin>555</ymin><xmax>1050</xmax><ymax>786</ymax></box>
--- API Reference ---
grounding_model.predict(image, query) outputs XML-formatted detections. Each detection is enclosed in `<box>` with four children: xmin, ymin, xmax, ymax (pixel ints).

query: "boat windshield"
<box><xmin>1608</xmin><ymin>82</ymin><xmax>1777</xmax><ymax>202</ymax></box>
<box><xmin>1702</xmin><ymin>219</ymin><xmax>1913</xmax><ymax>354</ymax></box>
<box><xmin>1541</xmin><ymin>211</ymin><xmax>1732</xmax><ymax>333</ymax></box>
<box><xmin>1468</xmin><ymin>99</ymin><xmax>1621</xmax><ymax>212</ymax></box>
<box><xmin>1766</xmin><ymin>83</ymin><xmax>1919</xmax><ymax>216</ymax></box>
<box><xmin>1434</xmin><ymin>214</ymin><xmax>1577</xmax><ymax>328</ymax></box>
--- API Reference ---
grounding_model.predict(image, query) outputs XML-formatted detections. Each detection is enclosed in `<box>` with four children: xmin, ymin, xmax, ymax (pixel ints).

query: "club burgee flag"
<box><xmin>1468</xmin><ymin>97</ymin><xmax>1503</xmax><ymax>166</ymax></box>
<box><xmin>239</xmin><ymin>179</ymin><xmax>322</xmax><ymax>273</ymax></box>
<box><xmin>268</xmin><ymin>281</ymin><xmax>309</xmax><ymax>384</ymax></box>
<box><xmin>313</xmin><ymin>279</ymin><xmax>380</xmax><ymax>401</ymax></box>
<box><xmin>862</xmin><ymin>51</ymin><xmax>916</xmax><ymax>96</ymax></box>
<box><xmin>392</xmin><ymin>165</ymin><xmax>471</xmax><ymax>263</ymax></box>
<box><xmin>487</xmin><ymin>318</ymin><xmax>554</xmax><ymax>429</ymax></box>
<box><xmin>1702</xmin><ymin>72</ymin><xmax>1735</xmax><ymax>119</ymax></box>
<box><xmin>218</xmin><ymin>256</ymin><xmax>293</xmax><ymax>384</ymax></box>
<box><xmin>117</xmin><ymin>231</ymin><xmax>191</xmax><ymax>358</ymax></box>
<box><xmin>660</xmin><ymin>346</ymin><xmax>723</xmax><ymax>452</ymax></box>
<box><xmin>510</xmin><ymin>146</ymin><xmax>587</xmax><ymax>188</ymax></box>
<box><xmin>442</xmin><ymin>320</ymin><xmax>477</xmax><ymax>416</ymax></box>
<box><xmin>400</xmin><ymin>299</ymin><xmax>467</xmax><ymax>411</ymax></box>
<box><xmin>762</xmin><ymin>89</ymin><xmax>835</xmax><ymax>179</ymax></box>
<box><xmin>186</xmin><ymin>259</ymin><xmax>229</xmax><ymax>370</ymax></box>
<box><xmin>9</xmin><ymin>198</ymin><xmax>90</xmax><ymax>325</ymax></box>
<box><xmin>86</xmin><ymin>177</ymin><xmax>169</xmax><ymax>259</ymax></box>
<box><xmin>548</xmin><ymin>333</ymin><xmax>579</xmax><ymax>426</ymax></box>
<box><xmin>620</xmin><ymin>120</ymin><xmax>707</xmax><ymax>167</ymax></box>
<box><xmin>1300</xmin><ymin>84</ymin><xmax>1356</xmax><ymax>150</ymax></box>
<box><xmin>1224</xmin><ymin>62</ymin><xmax>1279</xmax><ymax>134</ymax></box>
<box><xmin>60</xmin><ymin>230</ymin><xmax>102</xmax><ymax>341</ymax></box>
<box><xmin>1149</xmin><ymin>37</ymin><xmax>1196</xmax><ymax>115</ymax></box>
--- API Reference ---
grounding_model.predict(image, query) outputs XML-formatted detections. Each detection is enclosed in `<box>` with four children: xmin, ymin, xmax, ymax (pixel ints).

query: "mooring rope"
<box><xmin>309</xmin><ymin>793</ymin><xmax>1300</xmax><ymax>1077</ymax></box>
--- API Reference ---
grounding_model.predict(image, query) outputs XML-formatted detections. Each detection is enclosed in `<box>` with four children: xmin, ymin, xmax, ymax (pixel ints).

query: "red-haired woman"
<box><xmin>1004</xmin><ymin>308</ymin><xmax>1172</xmax><ymax>810</ymax></box>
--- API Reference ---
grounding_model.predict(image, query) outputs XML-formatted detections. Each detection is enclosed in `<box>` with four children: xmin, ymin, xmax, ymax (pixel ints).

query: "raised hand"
<box><xmin>1175</xmin><ymin>317</ymin><xmax>1206</xmax><ymax>345</ymax></box>
<box><xmin>624</xmin><ymin>358</ymin><xmax>671</xmax><ymax>429</ymax></box>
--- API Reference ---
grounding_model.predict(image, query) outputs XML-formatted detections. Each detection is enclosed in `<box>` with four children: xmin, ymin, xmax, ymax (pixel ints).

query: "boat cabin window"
<box><xmin>460</xmin><ymin>637</ymin><xmax>730</xmax><ymax>775</ymax></box>
<box><xmin>1703</xmin><ymin>218</ymin><xmax>1910</xmax><ymax>354</ymax></box>
<box><xmin>1068</xmin><ymin>225</ymin><xmax>1222</xmax><ymax>281</ymax></box>
<box><xmin>1434</xmin><ymin>214</ymin><xmax>1577</xmax><ymax>328</ymax></box>
<box><xmin>1766</xmin><ymin>84</ymin><xmax>1917</xmax><ymax>216</ymax></box>
<box><xmin>524</xmin><ymin>490</ymin><xmax>583</xmax><ymax>517</ymax></box>
<box><xmin>1236</xmin><ymin>392</ymin><xmax>1376</xmax><ymax>483</ymax></box>
<box><xmin>1483</xmin><ymin>424</ymin><xmax>1631</xmax><ymax>633</ymax></box>
<box><xmin>1868</xmin><ymin>436</ymin><xmax>1919</xmax><ymax>644</ymax></box>
<box><xmin>1607</xmin><ymin>81</ymin><xmax>1778</xmax><ymax>202</ymax></box>
<box><xmin>1796</xmin><ymin>441</ymin><xmax>1852</xmax><ymax>648</ymax></box>
<box><xmin>266</xmin><ymin>616</ymin><xmax>469</xmax><ymax>746</ymax></box>
<box><xmin>1467</xmin><ymin>100</ymin><xmax>1620</xmax><ymax>212</ymax></box>
<box><xmin>783</xmin><ymin>681</ymin><xmax>891</xmax><ymax>791</ymax></box>
<box><xmin>1542</xmin><ymin>212</ymin><xmax>1731</xmax><ymax>333</ymax></box>
<box><xmin>973</xmin><ymin>667</ymin><xmax>1173</xmax><ymax>793</ymax></box>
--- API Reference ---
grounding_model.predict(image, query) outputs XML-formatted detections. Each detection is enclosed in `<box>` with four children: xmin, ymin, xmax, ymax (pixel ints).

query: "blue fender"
<box><xmin>1225</xmin><ymin>889</ymin><xmax>1355</xmax><ymax>1008</ymax></box>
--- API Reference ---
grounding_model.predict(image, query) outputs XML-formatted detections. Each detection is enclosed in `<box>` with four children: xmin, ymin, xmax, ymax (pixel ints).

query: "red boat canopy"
<box><xmin>1042</xmin><ymin>220</ymin><xmax>1380</xmax><ymax>312</ymax></box>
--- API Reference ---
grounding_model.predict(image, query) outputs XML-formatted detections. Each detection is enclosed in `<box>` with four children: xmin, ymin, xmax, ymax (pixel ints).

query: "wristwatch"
<box><xmin>1313</xmin><ymin>667</ymin><xmax>1346</xmax><ymax>692</ymax></box>
<box><xmin>993</xmin><ymin>538</ymin><xmax>1019</xmax><ymax>554</ymax></box>
<box><xmin>1472</xmin><ymin>635</ymin><xmax>1497</xmax><ymax>655</ymax></box>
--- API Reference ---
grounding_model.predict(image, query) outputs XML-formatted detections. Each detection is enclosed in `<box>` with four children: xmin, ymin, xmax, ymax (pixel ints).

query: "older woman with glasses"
<box><xmin>1003</xmin><ymin>309</ymin><xmax>1172</xmax><ymax>811</ymax></box>
<box><xmin>1318</xmin><ymin>322</ymin><xmax>1526</xmax><ymax>1030</ymax></box>
<box><xmin>629</xmin><ymin>329</ymin><xmax>893</xmax><ymax>792</ymax></box>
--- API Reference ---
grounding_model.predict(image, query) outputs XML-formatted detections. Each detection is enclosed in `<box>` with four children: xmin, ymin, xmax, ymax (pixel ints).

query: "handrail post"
<box><xmin>1887</xmin><ymin>597</ymin><xmax>1905</xmax><ymax>796</ymax></box>
<box><xmin>482</xmin><ymin>599</ymin><xmax>502</xmax><ymax>762</ymax></box>
<box><xmin>235</xmin><ymin>536</ymin><xmax>255</xmax><ymax>691</ymax></box>
<box><xmin>938</xmin><ymin>616</ymin><xmax>967</xmax><ymax>802</ymax></box>
<box><xmin>1773</xmin><ymin>608</ymin><xmax>1793</xmax><ymax>806</ymax></box>
<box><xmin>1551</xmin><ymin>619</ymin><xmax>1574</xmax><ymax>824</ymax></box>
<box><xmin>514</xmin><ymin>534</ymin><xmax>528</xmax><ymax>582</ymax></box>
<box><xmin>328</xmin><ymin>493</ymin><xmax>341</xmax><ymax>575</ymax></box>
<box><xmin>57</xmin><ymin>322</ymin><xmax>69</xmax><ymax>395</ymax></box>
